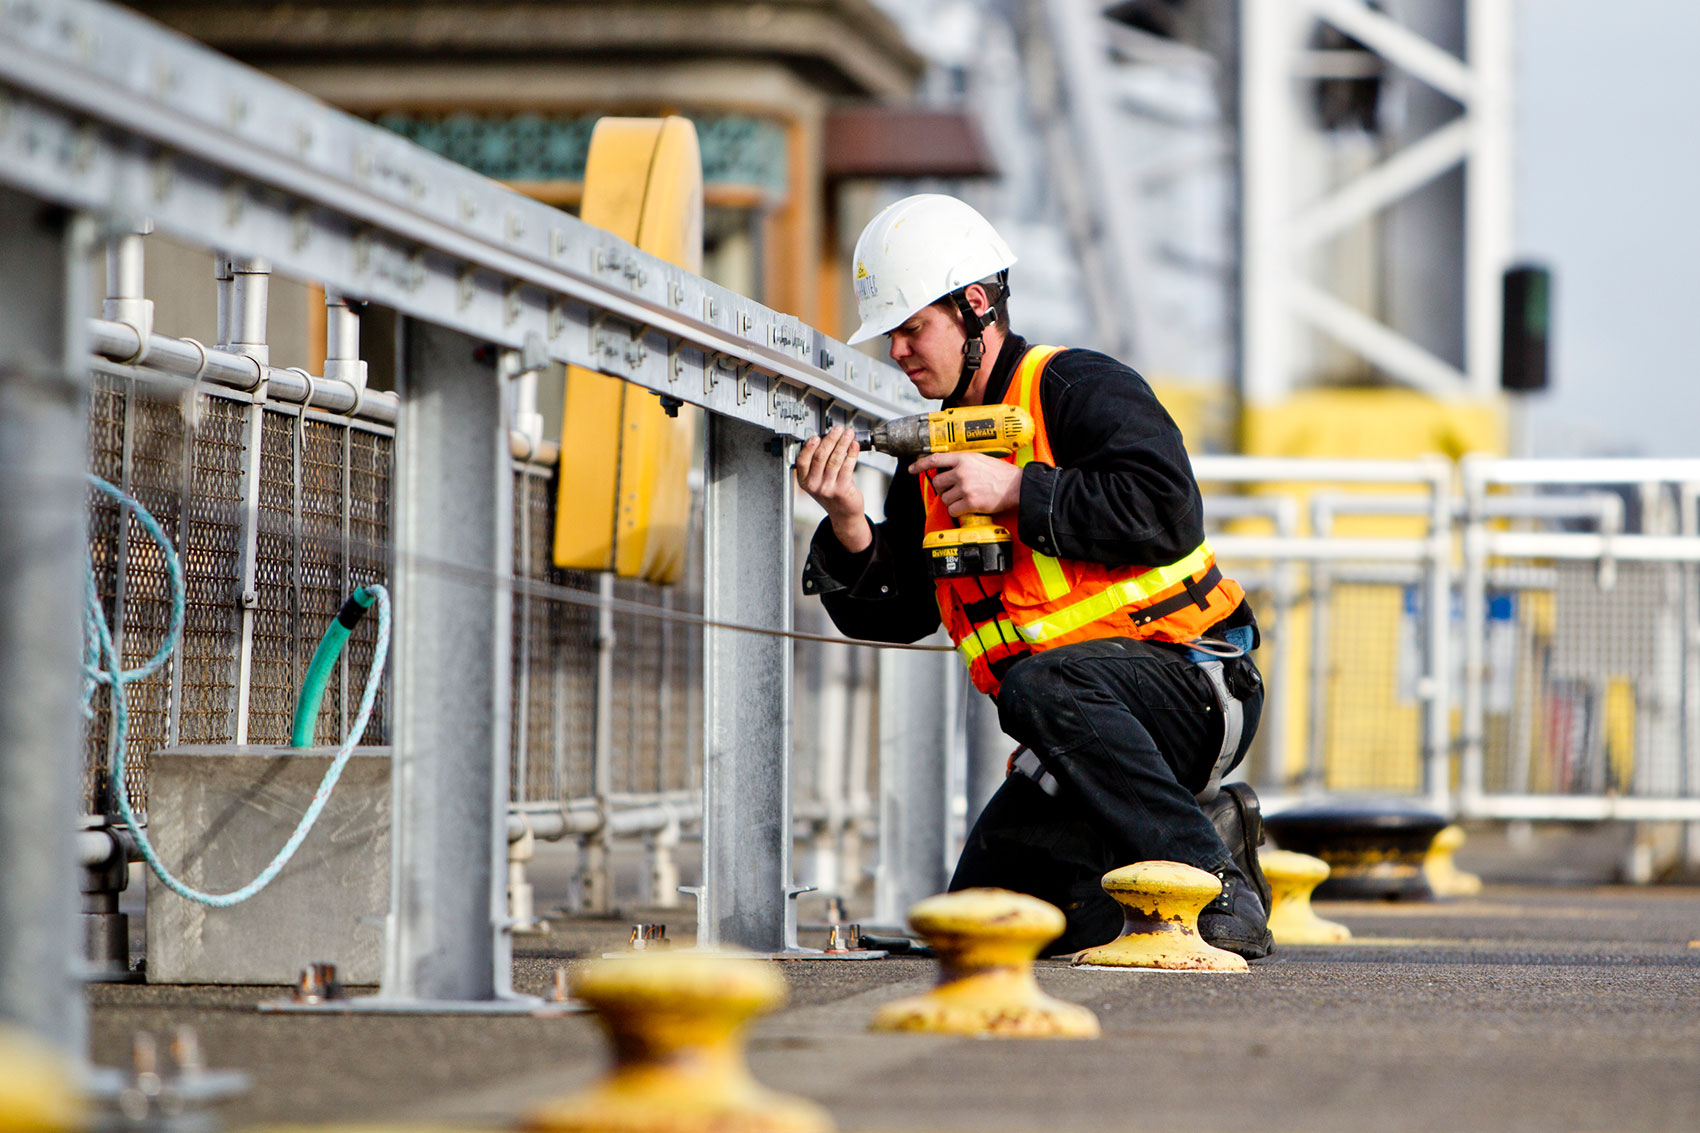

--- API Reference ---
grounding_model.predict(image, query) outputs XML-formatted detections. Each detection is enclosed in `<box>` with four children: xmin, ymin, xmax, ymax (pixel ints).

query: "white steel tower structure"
<box><xmin>1242</xmin><ymin>0</ymin><xmax>1514</xmax><ymax>407</ymax></box>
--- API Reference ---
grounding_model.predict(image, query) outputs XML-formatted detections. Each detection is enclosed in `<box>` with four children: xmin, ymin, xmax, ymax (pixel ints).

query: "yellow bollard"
<box><xmin>0</xmin><ymin>1026</ymin><xmax>84</xmax><ymax>1133</ymax></box>
<box><xmin>522</xmin><ymin>952</ymin><xmax>833</xmax><ymax>1133</ymax></box>
<box><xmin>1263</xmin><ymin>849</ymin><xmax>1353</xmax><ymax>945</ymax></box>
<box><xmin>1073</xmin><ymin>862</ymin><xmax>1249</xmax><ymax>972</ymax></box>
<box><xmin>1423</xmin><ymin>824</ymin><xmax>1484</xmax><ymax>897</ymax></box>
<box><xmin>870</xmin><ymin>888</ymin><xmax>1099</xmax><ymax>1038</ymax></box>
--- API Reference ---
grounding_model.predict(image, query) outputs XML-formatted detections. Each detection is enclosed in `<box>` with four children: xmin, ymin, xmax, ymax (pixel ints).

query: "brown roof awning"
<box><xmin>824</xmin><ymin>106</ymin><xmax>999</xmax><ymax>181</ymax></box>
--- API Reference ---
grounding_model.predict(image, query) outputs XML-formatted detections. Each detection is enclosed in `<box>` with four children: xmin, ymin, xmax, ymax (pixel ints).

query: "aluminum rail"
<box><xmin>0</xmin><ymin>0</ymin><xmax>919</xmax><ymax>438</ymax></box>
<box><xmin>1192</xmin><ymin>455</ymin><xmax>1451</xmax><ymax>483</ymax></box>
<box><xmin>1465</xmin><ymin>458</ymin><xmax>1700</xmax><ymax>486</ymax></box>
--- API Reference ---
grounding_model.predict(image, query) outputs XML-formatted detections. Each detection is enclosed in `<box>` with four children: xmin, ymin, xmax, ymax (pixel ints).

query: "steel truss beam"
<box><xmin>1242</xmin><ymin>0</ymin><xmax>1513</xmax><ymax>403</ymax></box>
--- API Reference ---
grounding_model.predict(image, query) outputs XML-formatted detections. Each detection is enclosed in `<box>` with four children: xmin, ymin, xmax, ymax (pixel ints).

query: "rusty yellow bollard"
<box><xmin>522</xmin><ymin>952</ymin><xmax>833</xmax><ymax>1133</ymax></box>
<box><xmin>1263</xmin><ymin>849</ymin><xmax>1353</xmax><ymax>945</ymax></box>
<box><xmin>871</xmin><ymin>888</ymin><xmax>1099</xmax><ymax>1038</ymax></box>
<box><xmin>0</xmin><ymin>1026</ymin><xmax>84</xmax><ymax>1133</ymax></box>
<box><xmin>1073</xmin><ymin>862</ymin><xmax>1249</xmax><ymax>972</ymax></box>
<box><xmin>1424</xmin><ymin>824</ymin><xmax>1484</xmax><ymax>897</ymax></box>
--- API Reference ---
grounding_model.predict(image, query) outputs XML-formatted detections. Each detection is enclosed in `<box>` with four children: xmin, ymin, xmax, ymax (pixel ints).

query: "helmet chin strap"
<box><xmin>945</xmin><ymin>273</ymin><xmax>1007</xmax><ymax>404</ymax></box>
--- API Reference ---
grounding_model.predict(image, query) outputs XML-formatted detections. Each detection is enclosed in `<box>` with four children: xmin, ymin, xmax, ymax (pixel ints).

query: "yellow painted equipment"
<box><xmin>857</xmin><ymin>405</ymin><xmax>1035</xmax><ymax>578</ymax></box>
<box><xmin>554</xmin><ymin>116</ymin><xmax>701</xmax><ymax>584</ymax></box>
<box><xmin>1262</xmin><ymin>849</ymin><xmax>1353</xmax><ymax>945</ymax></box>
<box><xmin>1237</xmin><ymin>388</ymin><xmax>1505</xmax><ymax>791</ymax></box>
<box><xmin>870</xmin><ymin>888</ymin><xmax>1099</xmax><ymax>1038</ymax></box>
<box><xmin>0</xmin><ymin>1026</ymin><xmax>84</xmax><ymax>1133</ymax></box>
<box><xmin>1073</xmin><ymin>861</ymin><xmax>1249</xmax><ymax>972</ymax></box>
<box><xmin>1423</xmin><ymin>824</ymin><xmax>1484</xmax><ymax>898</ymax></box>
<box><xmin>521</xmin><ymin>952</ymin><xmax>833</xmax><ymax>1133</ymax></box>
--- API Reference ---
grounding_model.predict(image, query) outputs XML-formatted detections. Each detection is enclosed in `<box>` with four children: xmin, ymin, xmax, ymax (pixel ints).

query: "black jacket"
<box><xmin>803</xmin><ymin>334</ymin><xmax>1254</xmax><ymax>645</ymax></box>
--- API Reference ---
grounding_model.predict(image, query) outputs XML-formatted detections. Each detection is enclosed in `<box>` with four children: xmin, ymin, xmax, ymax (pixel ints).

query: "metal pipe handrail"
<box><xmin>1466</xmin><ymin>456</ymin><xmax>1700</xmax><ymax>487</ymax></box>
<box><xmin>0</xmin><ymin>0</ymin><xmax>921</xmax><ymax>436</ymax></box>
<box><xmin>90</xmin><ymin>318</ymin><xmax>400</xmax><ymax>424</ymax></box>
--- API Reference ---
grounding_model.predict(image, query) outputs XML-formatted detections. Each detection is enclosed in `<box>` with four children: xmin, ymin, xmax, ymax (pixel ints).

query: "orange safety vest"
<box><xmin>921</xmin><ymin>345</ymin><xmax>1245</xmax><ymax>697</ymax></box>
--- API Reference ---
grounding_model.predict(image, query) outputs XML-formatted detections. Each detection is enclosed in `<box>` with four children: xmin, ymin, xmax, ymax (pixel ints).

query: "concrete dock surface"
<box><xmin>90</xmin><ymin>867</ymin><xmax>1700</xmax><ymax>1133</ymax></box>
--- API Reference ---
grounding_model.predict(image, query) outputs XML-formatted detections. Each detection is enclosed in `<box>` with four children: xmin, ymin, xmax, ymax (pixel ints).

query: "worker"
<box><xmin>794</xmin><ymin>194</ymin><xmax>1272</xmax><ymax>958</ymax></box>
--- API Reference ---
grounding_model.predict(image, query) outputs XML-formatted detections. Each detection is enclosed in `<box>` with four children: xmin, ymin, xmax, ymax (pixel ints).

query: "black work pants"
<box><xmin>949</xmin><ymin>636</ymin><xmax>1263</xmax><ymax>955</ymax></box>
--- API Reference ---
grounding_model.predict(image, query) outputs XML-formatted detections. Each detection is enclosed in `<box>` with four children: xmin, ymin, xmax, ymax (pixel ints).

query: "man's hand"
<box><xmin>795</xmin><ymin>425</ymin><xmax>871</xmax><ymax>552</ymax></box>
<box><xmin>911</xmin><ymin>452</ymin><xmax>1022</xmax><ymax>517</ymax></box>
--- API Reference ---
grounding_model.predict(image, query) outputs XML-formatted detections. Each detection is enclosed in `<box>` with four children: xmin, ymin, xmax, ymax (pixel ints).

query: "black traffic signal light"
<box><xmin>1502</xmin><ymin>265</ymin><xmax>1552</xmax><ymax>392</ymax></box>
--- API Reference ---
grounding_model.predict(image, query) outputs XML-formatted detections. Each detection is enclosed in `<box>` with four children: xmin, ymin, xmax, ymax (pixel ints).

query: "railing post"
<box><xmin>1458</xmin><ymin>456</ymin><xmax>1489</xmax><ymax>816</ymax></box>
<box><xmin>873</xmin><ymin>646</ymin><xmax>955</xmax><ymax>928</ymax></box>
<box><xmin>0</xmin><ymin>190</ymin><xmax>92</xmax><ymax>1054</ymax></box>
<box><xmin>1423</xmin><ymin>457</ymin><xmax>1455</xmax><ymax>814</ymax></box>
<box><xmin>382</xmin><ymin>318</ymin><xmax>519</xmax><ymax>1003</ymax></box>
<box><xmin>698</xmin><ymin>417</ymin><xmax>796</xmax><ymax>952</ymax></box>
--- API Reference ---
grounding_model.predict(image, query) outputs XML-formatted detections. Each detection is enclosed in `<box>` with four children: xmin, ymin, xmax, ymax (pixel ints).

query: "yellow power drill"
<box><xmin>856</xmin><ymin>404</ymin><xmax>1035</xmax><ymax>578</ymax></box>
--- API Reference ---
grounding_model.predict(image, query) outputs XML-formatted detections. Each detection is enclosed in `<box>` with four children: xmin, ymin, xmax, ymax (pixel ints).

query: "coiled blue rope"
<box><xmin>83</xmin><ymin>474</ymin><xmax>390</xmax><ymax>907</ymax></box>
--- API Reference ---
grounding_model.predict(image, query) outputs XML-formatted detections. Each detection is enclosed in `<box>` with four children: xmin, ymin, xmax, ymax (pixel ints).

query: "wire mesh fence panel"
<box><xmin>246</xmin><ymin>409</ymin><xmax>299</xmax><ymax>745</ymax></box>
<box><xmin>512</xmin><ymin>466</ymin><xmax>599</xmax><ymax>803</ymax></box>
<box><xmin>662</xmin><ymin>486</ymin><xmax>705</xmax><ymax>795</ymax></box>
<box><xmin>509</xmin><ymin>465</ymin><xmax>576</xmax><ymax>804</ymax></box>
<box><xmin>549</xmin><ymin>571</ymin><xmax>600</xmax><ymax>802</ymax></box>
<box><xmin>1319</xmin><ymin>569</ymin><xmax>1427</xmax><ymax>795</ymax></box>
<box><xmin>611</xmin><ymin>576</ymin><xmax>668</xmax><ymax>797</ymax></box>
<box><xmin>296</xmin><ymin>419</ymin><xmax>349</xmax><ymax>745</ymax></box>
<box><xmin>83</xmin><ymin>372</ymin><xmax>127</xmax><ymax>814</ymax></box>
<box><xmin>175</xmin><ymin>393</ymin><xmax>246</xmax><ymax>746</ymax></box>
<box><xmin>344</xmin><ymin>427</ymin><xmax>392</xmax><ymax>743</ymax></box>
<box><xmin>80</xmin><ymin>377</ymin><xmax>402</xmax><ymax>819</ymax></box>
<box><xmin>1483</xmin><ymin>561</ymin><xmax>1688</xmax><ymax>798</ymax></box>
<box><xmin>114</xmin><ymin>388</ymin><xmax>190</xmax><ymax>812</ymax></box>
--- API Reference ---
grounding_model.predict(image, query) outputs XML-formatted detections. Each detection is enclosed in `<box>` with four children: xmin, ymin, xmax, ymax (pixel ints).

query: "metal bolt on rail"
<box><xmin>292</xmin><ymin>962</ymin><xmax>344</xmax><ymax>1005</ymax></box>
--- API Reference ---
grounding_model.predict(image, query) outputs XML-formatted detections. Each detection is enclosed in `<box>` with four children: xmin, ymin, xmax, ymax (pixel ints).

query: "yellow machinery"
<box><xmin>554</xmin><ymin>117</ymin><xmax>701</xmax><ymax>583</ymax></box>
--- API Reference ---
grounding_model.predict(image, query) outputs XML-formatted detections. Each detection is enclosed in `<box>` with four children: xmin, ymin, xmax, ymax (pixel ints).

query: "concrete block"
<box><xmin>144</xmin><ymin>745</ymin><xmax>390</xmax><ymax>985</ymax></box>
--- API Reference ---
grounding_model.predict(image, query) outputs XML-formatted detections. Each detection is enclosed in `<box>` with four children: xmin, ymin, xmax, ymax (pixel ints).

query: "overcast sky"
<box><xmin>1515</xmin><ymin>0</ymin><xmax>1700</xmax><ymax>456</ymax></box>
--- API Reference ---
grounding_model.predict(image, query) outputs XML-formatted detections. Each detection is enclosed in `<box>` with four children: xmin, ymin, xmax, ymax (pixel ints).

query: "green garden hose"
<box><xmin>291</xmin><ymin>588</ymin><xmax>378</xmax><ymax>748</ymax></box>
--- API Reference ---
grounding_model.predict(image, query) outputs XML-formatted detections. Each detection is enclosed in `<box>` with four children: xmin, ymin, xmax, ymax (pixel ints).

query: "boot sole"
<box><xmin>1203</xmin><ymin>927</ymin><xmax>1274</xmax><ymax>961</ymax></box>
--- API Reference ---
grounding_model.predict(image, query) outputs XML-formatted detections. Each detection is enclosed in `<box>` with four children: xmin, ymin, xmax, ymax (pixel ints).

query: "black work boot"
<box><xmin>1197</xmin><ymin>862</ymin><xmax>1274</xmax><ymax>960</ymax></box>
<box><xmin>1202</xmin><ymin>781</ymin><xmax>1272</xmax><ymax>914</ymax></box>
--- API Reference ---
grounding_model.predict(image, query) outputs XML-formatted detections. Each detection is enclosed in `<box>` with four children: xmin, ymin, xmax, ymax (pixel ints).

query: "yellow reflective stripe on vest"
<box><xmin>1031</xmin><ymin>552</ymin><xmax>1069</xmax><ymax>601</ymax></box>
<box><xmin>1010</xmin><ymin>447</ymin><xmax>1069</xmax><ymax>600</ymax></box>
<box><xmin>956</xmin><ymin>618</ymin><xmax>1019</xmax><ymax>666</ymax></box>
<box><xmin>1010</xmin><ymin>347</ymin><xmax>1070</xmax><ymax>602</ymax></box>
<box><xmin>1011</xmin><ymin>542</ymin><xmax>1215</xmax><ymax>644</ymax></box>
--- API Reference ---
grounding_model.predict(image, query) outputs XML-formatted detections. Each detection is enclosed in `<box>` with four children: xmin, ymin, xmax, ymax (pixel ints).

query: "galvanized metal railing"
<box><xmin>1459</xmin><ymin>458</ymin><xmax>1700</xmax><ymax>821</ymax></box>
<box><xmin>0</xmin><ymin>0</ymin><xmax>928</xmax><ymax>1051</ymax></box>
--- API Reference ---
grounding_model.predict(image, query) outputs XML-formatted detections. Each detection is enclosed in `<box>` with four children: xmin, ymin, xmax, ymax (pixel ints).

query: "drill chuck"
<box><xmin>855</xmin><ymin>406</ymin><xmax>1034</xmax><ymax>460</ymax></box>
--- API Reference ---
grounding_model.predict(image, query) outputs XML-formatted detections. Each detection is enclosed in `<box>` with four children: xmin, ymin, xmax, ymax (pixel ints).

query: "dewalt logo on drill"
<box><xmin>963</xmin><ymin>416</ymin><xmax>999</xmax><ymax>443</ymax></box>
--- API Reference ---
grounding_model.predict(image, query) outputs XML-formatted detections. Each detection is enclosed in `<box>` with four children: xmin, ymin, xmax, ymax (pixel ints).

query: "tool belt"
<box><xmin>1008</xmin><ymin>625</ymin><xmax>1256</xmax><ymax>804</ymax></box>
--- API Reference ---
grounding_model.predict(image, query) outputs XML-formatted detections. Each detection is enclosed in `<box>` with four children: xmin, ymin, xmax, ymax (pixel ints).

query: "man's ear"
<box><xmin>964</xmin><ymin>283</ymin><xmax>992</xmax><ymax>318</ymax></box>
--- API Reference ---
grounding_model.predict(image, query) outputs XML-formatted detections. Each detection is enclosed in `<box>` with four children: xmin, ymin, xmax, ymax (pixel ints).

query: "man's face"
<box><xmin>886</xmin><ymin>302</ymin><xmax>967</xmax><ymax>401</ymax></box>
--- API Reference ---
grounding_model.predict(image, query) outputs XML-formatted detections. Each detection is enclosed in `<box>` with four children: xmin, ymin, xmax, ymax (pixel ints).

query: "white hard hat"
<box><xmin>847</xmin><ymin>194</ymin><xmax>1017</xmax><ymax>345</ymax></box>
